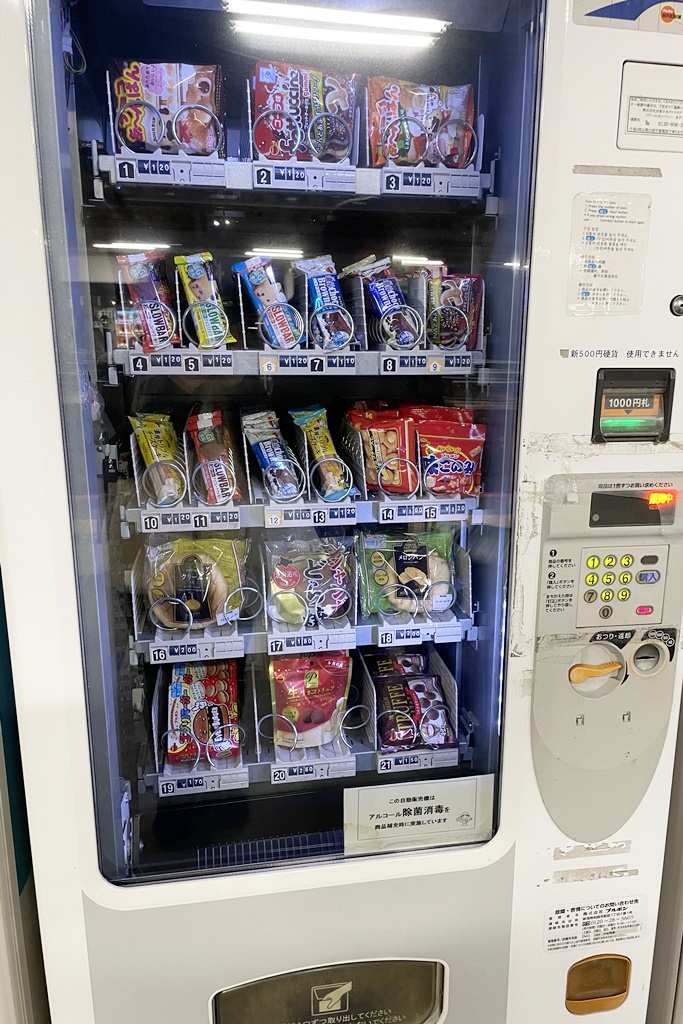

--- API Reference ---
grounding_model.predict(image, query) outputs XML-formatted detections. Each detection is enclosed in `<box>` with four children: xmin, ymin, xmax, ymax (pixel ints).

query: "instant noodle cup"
<box><xmin>167</xmin><ymin>660</ymin><xmax>239</xmax><ymax>764</ymax></box>
<box><xmin>269</xmin><ymin>651</ymin><xmax>352</xmax><ymax>749</ymax></box>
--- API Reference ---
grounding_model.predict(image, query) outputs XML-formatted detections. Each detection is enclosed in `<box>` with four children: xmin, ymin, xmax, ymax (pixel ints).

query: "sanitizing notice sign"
<box><xmin>568</xmin><ymin>193</ymin><xmax>651</xmax><ymax>316</ymax></box>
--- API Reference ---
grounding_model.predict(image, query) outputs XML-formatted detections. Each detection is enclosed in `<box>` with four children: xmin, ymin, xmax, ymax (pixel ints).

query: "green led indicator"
<box><xmin>600</xmin><ymin>416</ymin><xmax>659</xmax><ymax>434</ymax></box>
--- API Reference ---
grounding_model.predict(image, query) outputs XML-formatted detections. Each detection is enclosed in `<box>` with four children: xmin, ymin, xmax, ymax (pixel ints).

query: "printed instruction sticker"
<box><xmin>574</xmin><ymin>0</ymin><xmax>683</xmax><ymax>34</ymax></box>
<box><xmin>618</xmin><ymin>63</ymin><xmax>683</xmax><ymax>153</ymax></box>
<box><xmin>568</xmin><ymin>193</ymin><xmax>651</xmax><ymax>316</ymax></box>
<box><xmin>343</xmin><ymin>775</ymin><xmax>494</xmax><ymax>855</ymax></box>
<box><xmin>544</xmin><ymin>896</ymin><xmax>647</xmax><ymax>952</ymax></box>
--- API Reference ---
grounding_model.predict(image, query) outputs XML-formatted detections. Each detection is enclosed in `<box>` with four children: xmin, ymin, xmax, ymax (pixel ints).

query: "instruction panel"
<box><xmin>619</xmin><ymin>62</ymin><xmax>683</xmax><ymax>153</ymax></box>
<box><xmin>545</xmin><ymin>896</ymin><xmax>647</xmax><ymax>952</ymax></box>
<box><xmin>568</xmin><ymin>193</ymin><xmax>651</xmax><ymax>316</ymax></box>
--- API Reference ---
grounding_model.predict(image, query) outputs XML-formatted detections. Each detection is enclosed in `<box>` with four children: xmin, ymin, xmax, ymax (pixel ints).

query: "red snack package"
<box><xmin>418</xmin><ymin>421</ymin><xmax>486</xmax><ymax>497</ymax></box>
<box><xmin>167</xmin><ymin>660</ymin><xmax>239</xmax><ymax>764</ymax></box>
<box><xmin>426</xmin><ymin>272</ymin><xmax>483</xmax><ymax>351</ymax></box>
<box><xmin>368</xmin><ymin>77</ymin><xmax>474</xmax><ymax>169</ymax></box>
<box><xmin>399</xmin><ymin>405</ymin><xmax>473</xmax><ymax>426</ymax></box>
<box><xmin>346</xmin><ymin>410</ymin><xmax>418</xmax><ymax>495</ymax></box>
<box><xmin>117</xmin><ymin>251</ymin><xmax>180</xmax><ymax>352</ymax></box>
<box><xmin>185</xmin><ymin>403</ymin><xmax>242</xmax><ymax>503</ymax></box>
<box><xmin>364</xmin><ymin>650</ymin><xmax>429</xmax><ymax>678</ymax></box>
<box><xmin>269</xmin><ymin>651</ymin><xmax>352</xmax><ymax>749</ymax></box>
<box><xmin>252</xmin><ymin>62</ymin><xmax>356</xmax><ymax>162</ymax></box>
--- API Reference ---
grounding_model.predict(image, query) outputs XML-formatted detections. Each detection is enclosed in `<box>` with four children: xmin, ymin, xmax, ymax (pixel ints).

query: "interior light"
<box><xmin>503</xmin><ymin>261</ymin><xmax>521</xmax><ymax>268</ymax></box>
<box><xmin>93</xmin><ymin>242</ymin><xmax>171</xmax><ymax>250</ymax></box>
<box><xmin>226</xmin><ymin>1</ymin><xmax>449</xmax><ymax>34</ymax></box>
<box><xmin>232</xmin><ymin>21</ymin><xmax>434</xmax><ymax>47</ymax></box>
<box><xmin>213</xmin><ymin>219</ymin><xmax>220</xmax><ymax>226</ymax></box>
<box><xmin>224</xmin><ymin>219</ymin><xmax>231</xmax><ymax>226</ymax></box>
<box><xmin>393</xmin><ymin>255</ymin><xmax>444</xmax><ymax>266</ymax></box>
<box><xmin>245</xmin><ymin>247</ymin><xmax>304</xmax><ymax>259</ymax></box>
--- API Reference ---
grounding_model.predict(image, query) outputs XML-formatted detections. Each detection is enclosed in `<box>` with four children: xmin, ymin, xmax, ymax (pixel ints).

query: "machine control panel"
<box><xmin>576</xmin><ymin>544</ymin><xmax>668</xmax><ymax>626</ymax></box>
<box><xmin>531</xmin><ymin>473</ymin><xmax>682</xmax><ymax>844</ymax></box>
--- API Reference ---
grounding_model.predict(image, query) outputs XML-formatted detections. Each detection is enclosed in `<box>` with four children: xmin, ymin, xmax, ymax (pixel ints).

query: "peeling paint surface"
<box><xmin>553</xmin><ymin>841</ymin><xmax>632</xmax><ymax>861</ymax></box>
<box><xmin>552</xmin><ymin>864</ymin><xmax>638</xmax><ymax>883</ymax></box>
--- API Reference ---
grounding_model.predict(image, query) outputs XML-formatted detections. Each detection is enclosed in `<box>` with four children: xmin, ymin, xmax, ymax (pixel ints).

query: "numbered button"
<box><xmin>620</xmin><ymin>554</ymin><xmax>634</xmax><ymax>567</ymax></box>
<box><xmin>585</xmin><ymin>573</ymin><xmax>599</xmax><ymax>587</ymax></box>
<box><xmin>603</xmin><ymin>555</ymin><xmax>617</xmax><ymax>568</ymax></box>
<box><xmin>601</xmin><ymin>589</ymin><xmax>614</xmax><ymax>603</ymax></box>
<box><xmin>586</xmin><ymin>555</ymin><xmax>600</xmax><ymax>569</ymax></box>
<box><xmin>584</xmin><ymin>590</ymin><xmax>597</xmax><ymax>604</ymax></box>
<box><xmin>619</xmin><ymin>571</ymin><xmax>632</xmax><ymax>585</ymax></box>
<box><xmin>599</xmin><ymin>606</ymin><xmax>613</xmax><ymax>619</ymax></box>
<box><xmin>602</xmin><ymin>572</ymin><xmax>615</xmax><ymax>585</ymax></box>
<box><xmin>617</xmin><ymin>589</ymin><xmax>630</xmax><ymax>602</ymax></box>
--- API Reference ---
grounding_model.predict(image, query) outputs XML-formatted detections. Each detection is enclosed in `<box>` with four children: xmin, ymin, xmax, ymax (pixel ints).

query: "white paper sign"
<box><xmin>568</xmin><ymin>193</ymin><xmax>651</xmax><ymax>316</ymax></box>
<box><xmin>343</xmin><ymin>775</ymin><xmax>494</xmax><ymax>855</ymax></box>
<box><xmin>544</xmin><ymin>895</ymin><xmax>647</xmax><ymax>952</ymax></box>
<box><xmin>619</xmin><ymin>62</ymin><xmax>683</xmax><ymax>153</ymax></box>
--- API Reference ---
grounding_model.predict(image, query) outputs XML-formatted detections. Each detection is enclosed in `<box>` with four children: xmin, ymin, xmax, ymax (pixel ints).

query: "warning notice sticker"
<box><xmin>544</xmin><ymin>896</ymin><xmax>647</xmax><ymax>952</ymax></box>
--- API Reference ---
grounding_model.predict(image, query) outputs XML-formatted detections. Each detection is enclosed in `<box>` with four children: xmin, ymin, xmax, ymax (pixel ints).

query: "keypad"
<box><xmin>576</xmin><ymin>545</ymin><xmax>668</xmax><ymax>627</ymax></box>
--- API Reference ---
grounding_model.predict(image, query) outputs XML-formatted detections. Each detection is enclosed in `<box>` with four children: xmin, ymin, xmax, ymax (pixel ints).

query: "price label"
<box><xmin>377</xmin><ymin>627</ymin><xmax>422</xmax><ymax>647</ymax></box>
<box><xmin>264</xmin><ymin>505</ymin><xmax>313</xmax><ymax>527</ymax></box>
<box><xmin>200</xmin><ymin>353</ymin><xmax>234</xmax><ymax>373</ymax></box>
<box><xmin>377</xmin><ymin>752</ymin><xmax>432</xmax><ymax>774</ymax></box>
<box><xmin>259</xmin><ymin>353</ymin><xmax>357</xmax><ymax>376</ymax></box>
<box><xmin>310</xmin><ymin>504</ymin><xmax>357</xmax><ymax>526</ymax></box>
<box><xmin>149</xmin><ymin>643</ymin><xmax>199</xmax><ymax>663</ymax></box>
<box><xmin>267</xmin><ymin>630</ymin><xmax>355</xmax><ymax>655</ymax></box>
<box><xmin>378</xmin><ymin>501</ymin><xmax>467</xmax><ymax>524</ymax></box>
<box><xmin>270</xmin><ymin>758</ymin><xmax>356</xmax><ymax>784</ymax></box>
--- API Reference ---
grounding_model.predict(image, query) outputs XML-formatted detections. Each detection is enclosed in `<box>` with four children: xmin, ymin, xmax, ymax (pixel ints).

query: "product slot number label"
<box><xmin>270</xmin><ymin>760</ymin><xmax>355</xmax><ymax>784</ymax></box>
<box><xmin>377</xmin><ymin>752</ymin><xmax>435</xmax><ymax>774</ymax></box>
<box><xmin>267</xmin><ymin>631</ymin><xmax>355</xmax><ymax>655</ymax></box>
<box><xmin>159</xmin><ymin>772</ymin><xmax>247</xmax><ymax>796</ymax></box>
<box><xmin>259</xmin><ymin>353</ymin><xmax>357</xmax><ymax>375</ymax></box>
<box><xmin>380</xmin><ymin>353</ymin><xmax>472</xmax><ymax>375</ymax></box>
<box><xmin>141</xmin><ymin>509</ymin><xmax>239</xmax><ymax>532</ymax></box>
<box><xmin>150</xmin><ymin>644</ymin><xmax>198</xmax><ymax>663</ymax></box>
<box><xmin>378</xmin><ymin>501</ymin><xmax>466</xmax><ymax>523</ymax></box>
<box><xmin>378</xmin><ymin>627</ymin><xmax>422</xmax><ymax>647</ymax></box>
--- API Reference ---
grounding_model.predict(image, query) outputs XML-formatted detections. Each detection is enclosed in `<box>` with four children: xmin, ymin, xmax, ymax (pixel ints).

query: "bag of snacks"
<box><xmin>167</xmin><ymin>660</ymin><xmax>239</xmax><ymax>763</ymax></box>
<box><xmin>289</xmin><ymin>405</ymin><xmax>352</xmax><ymax>502</ymax></box>
<box><xmin>376</xmin><ymin>674</ymin><xmax>456</xmax><ymax>751</ymax></box>
<box><xmin>269</xmin><ymin>651</ymin><xmax>352</xmax><ymax>749</ymax></box>
<box><xmin>345</xmin><ymin>408</ymin><xmax>418</xmax><ymax>495</ymax></box>
<box><xmin>242</xmin><ymin>409</ymin><xmax>304</xmax><ymax>502</ymax></box>
<box><xmin>293</xmin><ymin>256</ymin><xmax>354</xmax><ymax>350</ymax></box>
<box><xmin>417</xmin><ymin>421</ymin><xmax>485</xmax><ymax>497</ymax></box>
<box><xmin>342</xmin><ymin>256</ymin><xmax>422</xmax><ymax>349</ymax></box>
<box><xmin>357</xmin><ymin>530</ymin><xmax>455</xmax><ymax>619</ymax></box>
<box><xmin>425</xmin><ymin>270</ymin><xmax>483</xmax><ymax>350</ymax></box>
<box><xmin>233</xmin><ymin>256</ymin><xmax>303</xmax><ymax>349</ymax></box>
<box><xmin>129</xmin><ymin>412</ymin><xmax>185</xmax><ymax>506</ymax></box>
<box><xmin>363</xmin><ymin>649</ymin><xmax>429</xmax><ymax>678</ymax></box>
<box><xmin>145</xmin><ymin>536</ymin><xmax>249</xmax><ymax>630</ymax></box>
<box><xmin>266</xmin><ymin>536</ymin><xmax>353</xmax><ymax>629</ymax></box>
<box><xmin>186</xmin><ymin>404</ymin><xmax>242</xmax><ymax>503</ymax></box>
<box><xmin>118</xmin><ymin>251</ymin><xmax>180</xmax><ymax>352</ymax></box>
<box><xmin>252</xmin><ymin>61</ymin><xmax>356</xmax><ymax>162</ymax></box>
<box><xmin>367</xmin><ymin>77</ymin><xmax>474</xmax><ymax>168</ymax></box>
<box><xmin>175</xmin><ymin>252</ymin><xmax>236</xmax><ymax>347</ymax></box>
<box><xmin>110</xmin><ymin>60</ymin><xmax>223</xmax><ymax>156</ymax></box>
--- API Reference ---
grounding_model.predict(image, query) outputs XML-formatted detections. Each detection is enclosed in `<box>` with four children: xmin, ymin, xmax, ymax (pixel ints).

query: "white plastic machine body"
<box><xmin>3</xmin><ymin>1</ymin><xmax>683</xmax><ymax>1023</ymax></box>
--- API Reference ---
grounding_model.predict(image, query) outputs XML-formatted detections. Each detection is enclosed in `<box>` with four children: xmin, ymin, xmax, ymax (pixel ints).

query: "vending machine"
<box><xmin>3</xmin><ymin>0</ymin><xmax>683</xmax><ymax>1020</ymax></box>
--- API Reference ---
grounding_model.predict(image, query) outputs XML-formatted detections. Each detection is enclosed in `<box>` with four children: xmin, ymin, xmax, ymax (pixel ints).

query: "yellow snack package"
<box><xmin>175</xmin><ymin>252</ymin><xmax>236</xmax><ymax>348</ymax></box>
<box><xmin>129</xmin><ymin>412</ymin><xmax>184</xmax><ymax>505</ymax></box>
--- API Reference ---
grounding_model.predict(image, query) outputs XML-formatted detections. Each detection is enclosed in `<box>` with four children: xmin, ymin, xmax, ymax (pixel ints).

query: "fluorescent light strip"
<box><xmin>245</xmin><ymin>248</ymin><xmax>304</xmax><ymax>258</ymax></box>
<box><xmin>226</xmin><ymin>0</ymin><xmax>448</xmax><ymax>34</ymax></box>
<box><xmin>93</xmin><ymin>242</ymin><xmax>171</xmax><ymax>250</ymax></box>
<box><xmin>393</xmin><ymin>255</ymin><xmax>443</xmax><ymax>266</ymax></box>
<box><xmin>233</xmin><ymin>21</ymin><xmax>434</xmax><ymax>47</ymax></box>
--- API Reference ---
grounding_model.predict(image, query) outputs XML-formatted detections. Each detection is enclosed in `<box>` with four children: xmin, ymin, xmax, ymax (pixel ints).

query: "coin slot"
<box><xmin>631</xmin><ymin>641</ymin><xmax>665</xmax><ymax>677</ymax></box>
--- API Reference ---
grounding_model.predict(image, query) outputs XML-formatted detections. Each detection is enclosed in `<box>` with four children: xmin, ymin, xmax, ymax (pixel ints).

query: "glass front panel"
<box><xmin>30</xmin><ymin>0</ymin><xmax>541</xmax><ymax>881</ymax></box>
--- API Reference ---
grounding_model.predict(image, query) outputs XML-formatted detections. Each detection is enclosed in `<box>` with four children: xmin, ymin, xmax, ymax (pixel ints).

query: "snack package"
<box><xmin>233</xmin><ymin>256</ymin><xmax>303</xmax><ymax>349</ymax></box>
<box><xmin>129</xmin><ymin>412</ymin><xmax>184</xmax><ymax>505</ymax></box>
<box><xmin>418</xmin><ymin>421</ymin><xmax>486</xmax><ymax>497</ymax></box>
<box><xmin>269</xmin><ymin>651</ymin><xmax>352</xmax><ymax>749</ymax></box>
<box><xmin>357</xmin><ymin>530</ymin><xmax>455</xmax><ymax>619</ymax></box>
<box><xmin>114</xmin><ymin>308</ymin><xmax>143</xmax><ymax>348</ymax></box>
<box><xmin>289</xmin><ymin>405</ymin><xmax>350</xmax><ymax>502</ymax></box>
<box><xmin>242</xmin><ymin>409</ymin><xmax>304</xmax><ymax>501</ymax></box>
<box><xmin>117</xmin><ymin>251</ymin><xmax>180</xmax><ymax>352</ymax></box>
<box><xmin>293</xmin><ymin>256</ymin><xmax>354</xmax><ymax>350</ymax></box>
<box><xmin>110</xmin><ymin>60</ymin><xmax>223</xmax><ymax>156</ymax></box>
<box><xmin>186</xmin><ymin>403</ymin><xmax>242</xmax><ymax>503</ymax></box>
<box><xmin>425</xmin><ymin>270</ymin><xmax>483</xmax><ymax>350</ymax></box>
<box><xmin>267</xmin><ymin>536</ymin><xmax>353</xmax><ymax>628</ymax></box>
<box><xmin>342</xmin><ymin>256</ymin><xmax>422</xmax><ymax>349</ymax></box>
<box><xmin>146</xmin><ymin>536</ymin><xmax>249</xmax><ymax>630</ymax></box>
<box><xmin>345</xmin><ymin>409</ymin><xmax>418</xmax><ymax>495</ymax></box>
<box><xmin>175</xmin><ymin>253</ymin><xmax>235</xmax><ymax>347</ymax></box>
<box><xmin>367</xmin><ymin>77</ymin><xmax>474</xmax><ymax>168</ymax></box>
<box><xmin>167</xmin><ymin>660</ymin><xmax>239</xmax><ymax>764</ymax></box>
<box><xmin>252</xmin><ymin>61</ymin><xmax>356</xmax><ymax>162</ymax></box>
<box><xmin>376</xmin><ymin>674</ymin><xmax>457</xmax><ymax>752</ymax></box>
<box><xmin>399</xmin><ymin>405</ymin><xmax>473</xmax><ymax>426</ymax></box>
<box><xmin>363</xmin><ymin>650</ymin><xmax>429</xmax><ymax>678</ymax></box>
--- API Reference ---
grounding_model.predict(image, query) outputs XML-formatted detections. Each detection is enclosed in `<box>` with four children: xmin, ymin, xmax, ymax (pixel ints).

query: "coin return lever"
<box><xmin>592</xmin><ymin>368</ymin><xmax>674</xmax><ymax>443</ymax></box>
